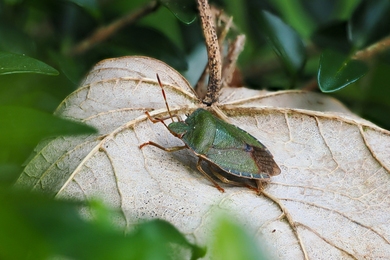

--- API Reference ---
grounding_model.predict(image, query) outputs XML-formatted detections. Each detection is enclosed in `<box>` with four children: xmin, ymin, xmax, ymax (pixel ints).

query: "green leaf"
<box><xmin>311</xmin><ymin>21</ymin><xmax>351</xmax><ymax>53</ymax></box>
<box><xmin>348</xmin><ymin>0</ymin><xmax>390</xmax><ymax>49</ymax></box>
<box><xmin>0</xmin><ymin>106</ymin><xmax>96</xmax><ymax>148</ymax></box>
<box><xmin>259</xmin><ymin>10</ymin><xmax>306</xmax><ymax>77</ymax></box>
<box><xmin>159</xmin><ymin>0</ymin><xmax>197</xmax><ymax>24</ymax></box>
<box><xmin>109</xmin><ymin>26</ymin><xmax>188</xmax><ymax>71</ymax></box>
<box><xmin>49</xmin><ymin>51</ymin><xmax>87</xmax><ymax>85</ymax></box>
<box><xmin>0</xmin><ymin>163</ymin><xmax>21</xmax><ymax>185</ymax></box>
<box><xmin>318</xmin><ymin>49</ymin><xmax>368</xmax><ymax>93</ymax></box>
<box><xmin>67</xmin><ymin>0</ymin><xmax>100</xmax><ymax>18</ymax></box>
<box><xmin>211</xmin><ymin>217</ymin><xmax>268</xmax><ymax>260</ymax></box>
<box><xmin>271</xmin><ymin>0</ymin><xmax>315</xmax><ymax>38</ymax></box>
<box><xmin>0</xmin><ymin>51</ymin><xmax>59</xmax><ymax>75</ymax></box>
<box><xmin>0</xmin><ymin>24</ymin><xmax>35</xmax><ymax>54</ymax></box>
<box><xmin>130</xmin><ymin>219</ymin><xmax>206</xmax><ymax>260</ymax></box>
<box><xmin>0</xmin><ymin>189</ymin><xmax>57</xmax><ymax>259</ymax></box>
<box><xmin>0</xmin><ymin>188</ymin><xmax>204</xmax><ymax>259</ymax></box>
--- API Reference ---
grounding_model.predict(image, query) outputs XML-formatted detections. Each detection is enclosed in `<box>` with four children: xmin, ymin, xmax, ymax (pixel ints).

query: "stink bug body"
<box><xmin>139</xmin><ymin>75</ymin><xmax>281</xmax><ymax>193</ymax></box>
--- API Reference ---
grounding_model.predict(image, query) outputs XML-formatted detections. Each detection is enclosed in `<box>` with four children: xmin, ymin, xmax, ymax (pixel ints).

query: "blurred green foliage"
<box><xmin>211</xmin><ymin>216</ymin><xmax>269</xmax><ymax>260</ymax></box>
<box><xmin>0</xmin><ymin>187</ymin><xmax>206</xmax><ymax>259</ymax></box>
<box><xmin>1</xmin><ymin>0</ymin><xmax>390</xmax><ymax>258</ymax></box>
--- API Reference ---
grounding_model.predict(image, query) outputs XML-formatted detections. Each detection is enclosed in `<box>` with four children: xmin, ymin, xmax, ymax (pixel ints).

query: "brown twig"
<box><xmin>69</xmin><ymin>1</ymin><xmax>160</xmax><ymax>56</ymax></box>
<box><xmin>301</xmin><ymin>78</ymin><xmax>318</xmax><ymax>91</ymax></box>
<box><xmin>221</xmin><ymin>35</ymin><xmax>245</xmax><ymax>88</ymax></box>
<box><xmin>353</xmin><ymin>36</ymin><xmax>390</xmax><ymax>60</ymax></box>
<box><xmin>197</xmin><ymin>0</ymin><xmax>222</xmax><ymax>105</ymax></box>
<box><xmin>195</xmin><ymin>7</ymin><xmax>233</xmax><ymax>99</ymax></box>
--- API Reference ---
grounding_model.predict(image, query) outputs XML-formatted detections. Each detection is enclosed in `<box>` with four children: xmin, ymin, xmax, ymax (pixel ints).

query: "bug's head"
<box><xmin>167</xmin><ymin>121</ymin><xmax>189</xmax><ymax>138</ymax></box>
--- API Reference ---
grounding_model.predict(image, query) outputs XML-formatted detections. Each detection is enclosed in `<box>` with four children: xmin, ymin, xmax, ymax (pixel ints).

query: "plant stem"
<box><xmin>69</xmin><ymin>1</ymin><xmax>160</xmax><ymax>56</ymax></box>
<box><xmin>197</xmin><ymin>0</ymin><xmax>222</xmax><ymax>105</ymax></box>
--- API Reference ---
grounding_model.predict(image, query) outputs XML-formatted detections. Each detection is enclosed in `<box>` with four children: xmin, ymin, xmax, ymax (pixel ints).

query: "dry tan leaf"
<box><xmin>17</xmin><ymin>56</ymin><xmax>390</xmax><ymax>259</ymax></box>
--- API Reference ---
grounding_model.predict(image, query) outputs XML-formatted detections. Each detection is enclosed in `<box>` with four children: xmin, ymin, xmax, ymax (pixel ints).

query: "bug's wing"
<box><xmin>206</xmin><ymin>146</ymin><xmax>280</xmax><ymax>179</ymax></box>
<box><xmin>250</xmin><ymin>146</ymin><xmax>281</xmax><ymax>176</ymax></box>
<box><xmin>204</xmin><ymin>118</ymin><xmax>281</xmax><ymax>179</ymax></box>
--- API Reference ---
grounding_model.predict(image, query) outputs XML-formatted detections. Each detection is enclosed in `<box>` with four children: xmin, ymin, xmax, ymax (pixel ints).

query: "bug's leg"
<box><xmin>210</xmin><ymin>168</ymin><xmax>243</xmax><ymax>186</ymax></box>
<box><xmin>139</xmin><ymin>141</ymin><xmax>187</xmax><ymax>151</ymax></box>
<box><xmin>210</xmin><ymin>167</ymin><xmax>259</xmax><ymax>193</ymax></box>
<box><xmin>168</xmin><ymin>114</ymin><xmax>182</xmax><ymax>122</ymax></box>
<box><xmin>255</xmin><ymin>180</ymin><xmax>266</xmax><ymax>195</ymax></box>
<box><xmin>144</xmin><ymin>111</ymin><xmax>167</xmax><ymax>124</ymax></box>
<box><xmin>145</xmin><ymin>111</ymin><xmax>182</xmax><ymax>124</ymax></box>
<box><xmin>196</xmin><ymin>158</ymin><xmax>225</xmax><ymax>193</ymax></box>
<box><xmin>143</xmin><ymin>111</ymin><xmax>184</xmax><ymax>138</ymax></box>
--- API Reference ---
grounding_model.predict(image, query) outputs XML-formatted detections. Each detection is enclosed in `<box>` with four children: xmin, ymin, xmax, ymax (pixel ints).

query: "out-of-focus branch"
<box><xmin>353</xmin><ymin>36</ymin><xmax>390</xmax><ymax>60</ymax></box>
<box><xmin>69</xmin><ymin>1</ymin><xmax>159</xmax><ymax>56</ymax></box>
<box><xmin>221</xmin><ymin>35</ymin><xmax>245</xmax><ymax>88</ymax></box>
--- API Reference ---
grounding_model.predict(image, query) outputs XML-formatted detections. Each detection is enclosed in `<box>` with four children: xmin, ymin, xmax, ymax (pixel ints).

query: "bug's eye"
<box><xmin>244</xmin><ymin>143</ymin><xmax>254</xmax><ymax>152</ymax></box>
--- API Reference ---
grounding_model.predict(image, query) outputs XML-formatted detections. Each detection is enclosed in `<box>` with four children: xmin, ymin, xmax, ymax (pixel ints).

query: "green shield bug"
<box><xmin>139</xmin><ymin>75</ymin><xmax>281</xmax><ymax>193</ymax></box>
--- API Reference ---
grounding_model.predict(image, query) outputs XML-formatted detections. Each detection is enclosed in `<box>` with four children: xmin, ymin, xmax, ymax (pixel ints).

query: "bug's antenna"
<box><xmin>156</xmin><ymin>74</ymin><xmax>174</xmax><ymax>122</ymax></box>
